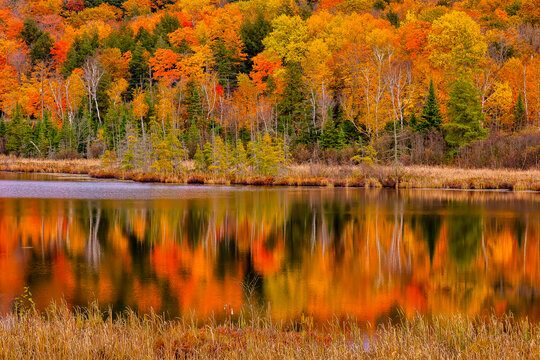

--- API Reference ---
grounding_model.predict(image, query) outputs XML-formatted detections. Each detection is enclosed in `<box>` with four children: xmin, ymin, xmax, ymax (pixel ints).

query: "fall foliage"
<box><xmin>0</xmin><ymin>0</ymin><xmax>538</xmax><ymax>169</ymax></box>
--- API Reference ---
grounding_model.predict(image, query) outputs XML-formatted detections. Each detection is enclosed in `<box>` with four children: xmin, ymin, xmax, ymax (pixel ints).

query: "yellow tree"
<box><xmin>263</xmin><ymin>15</ymin><xmax>308</xmax><ymax>64</ymax></box>
<box><xmin>484</xmin><ymin>81</ymin><xmax>513</xmax><ymax>131</ymax></box>
<box><xmin>302</xmin><ymin>38</ymin><xmax>333</xmax><ymax>129</ymax></box>
<box><xmin>428</xmin><ymin>11</ymin><xmax>487</xmax><ymax>75</ymax></box>
<box><xmin>133</xmin><ymin>90</ymin><xmax>149</xmax><ymax>141</ymax></box>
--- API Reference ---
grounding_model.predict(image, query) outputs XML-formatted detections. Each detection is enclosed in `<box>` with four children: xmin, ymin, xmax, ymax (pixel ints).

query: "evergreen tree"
<box><xmin>320</xmin><ymin>120</ymin><xmax>339</xmax><ymax>150</ymax></box>
<box><xmin>120</xmin><ymin>133</ymin><xmax>138</xmax><ymax>171</ymax></box>
<box><xmin>193</xmin><ymin>145</ymin><xmax>206</xmax><ymax>172</ymax></box>
<box><xmin>413</xmin><ymin>80</ymin><xmax>442</xmax><ymax>133</ymax></box>
<box><xmin>513</xmin><ymin>93</ymin><xmax>526</xmax><ymax>131</ymax></box>
<box><xmin>6</xmin><ymin>107</ymin><xmax>31</xmax><ymax>156</ymax></box>
<box><xmin>184</xmin><ymin>80</ymin><xmax>203</xmax><ymax>127</ymax></box>
<box><xmin>240</xmin><ymin>12</ymin><xmax>271</xmax><ymax>71</ymax></box>
<box><xmin>279</xmin><ymin>63</ymin><xmax>308</xmax><ymax>141</ymax></box>
<box><xmin>409</xmin><ymin>113</ymin><xmax>418</xmax><ymax>130</ymax></box>
<box><xmin>444</xmin><ymin>77</ymin><xmax>486</xmax><ymax>151</ymax></box>
<box><xmin>30</xmin><ymin>33</ymin><xmax>54</xmax><ymax>64</ymax></box>
<box><xmin>337</xmin><ymin>125</ymin><xmax>348</xmax><ymax>150</ymax></box>
<box><xmin>63</xmin><ymin>33</ymin><xmax>100</xmax><ymax>75</ymax></box>
<box><xmin>0</xmin><ymin>118</ymin><xmax>6</xmax><ymax>138</ymax></box>
<box><xmin>153</xmin><ymin>13</ymin><xmax>181</xmax><ymax>44</ymax></box>
<box><xmin>202</xmin><ymin>142</ymin><xmax>213</xmax><ymax>170</ymax></box>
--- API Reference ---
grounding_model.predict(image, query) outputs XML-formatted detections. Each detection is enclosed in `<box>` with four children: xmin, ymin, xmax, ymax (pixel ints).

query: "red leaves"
<box><xmin>51</xmin><ymin>41</ymin><xmax>70</xmax><ymax>69</ymax></box>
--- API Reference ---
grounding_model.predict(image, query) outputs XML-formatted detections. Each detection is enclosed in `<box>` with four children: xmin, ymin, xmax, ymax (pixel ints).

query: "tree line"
<box><xmin>0</xmin><ymin>0</ymin><xmax>538</xmax><ymax>171</ymax></box>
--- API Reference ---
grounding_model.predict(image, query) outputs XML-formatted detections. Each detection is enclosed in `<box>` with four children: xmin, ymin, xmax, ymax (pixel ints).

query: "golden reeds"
<box><xmin>0</xmin><ymin>302</ymin><xmax>538</xmax><ymax>359</ymax></box>
<box><xmin>1</xmin><ymin>156</ymin><xmax>539</xmax><ymax>191</ymax></box>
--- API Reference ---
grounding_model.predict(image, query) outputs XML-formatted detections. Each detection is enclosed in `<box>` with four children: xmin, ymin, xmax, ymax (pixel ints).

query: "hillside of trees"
<box><xmin>0</xmin><ymin>0</ymin><xmax>538</xmax><ymax>173</ymax></box>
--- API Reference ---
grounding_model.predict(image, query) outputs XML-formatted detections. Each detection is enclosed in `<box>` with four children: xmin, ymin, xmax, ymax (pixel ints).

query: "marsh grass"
<box><xmin>0</xmin><ymin>302</ymin><xmax>538</xmax><ymax>359</ymax></box>
<box><xmin>1</xmin><ymin>156</ymin><xmax>539</xmax><ymax>191</ymax></box>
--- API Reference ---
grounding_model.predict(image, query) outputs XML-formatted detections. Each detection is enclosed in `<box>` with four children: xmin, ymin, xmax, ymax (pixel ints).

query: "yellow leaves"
<box><xmin>100</xmin><ymin>48</ymin><xmax>131</xmax><ymax>80</ymax></box>
<box><xmin>78</xmin><ymin>21</ymin><xmax>113</xmax><ymax>41</ymax></box>
<box><xmin>67</xmin><ymin>70</ymin><xmax>86</xmax><ymax>112</ymax></box>
<box><xmin>176</xmin><ymin>0</ymin><xmax>212</xmax><ymax>23</ymax></box>
<box><xmin>428</xmin><ymin>11</ymin><xmax>487</xmax><ymax>74</ymax></box>
<box><xmin>366</xmin><ymin>27</ymin><xmax>396</xmax><ymax>49</ymax></box>
<box><xmin>179</xmin><ymin>45</ymin><xmax>214</xmax><ymax>80</ymax></box>
<box><xmin>238</xmin><ymin>0</ymin><xmax>292</xmax><ymax>19</ymax></box>
<box><xmin>263</xmin><ymin>15</ymin><xmax>309</xmax><ymax>63</ymax></box>
<box><xmin>302</xmin><ymin>38</ymin><xmax>331</xmax><ymax>82</ymax></box>
<box><xmin>485</xmin><ymin>81</ymin><xmax>514</xmax><ymax>128</ymax></box>
<box><xmin>122</xmin><ymin>0</ymin><xmax>152</xmax><ymax>17</ymax></box>
<box><xmin>106</xmin><ymin>78</ymin><xmax>129</xmax><ymax>107</ymax></box>
<box><xmin>133</xmin><ymin>91</ymin><xmax>149</xmax><ymax>119</ymax></box>
<box><xmin>76</xmin><ymin>4</ymin><xmax>122</xmax><ymax>23</ymax></box>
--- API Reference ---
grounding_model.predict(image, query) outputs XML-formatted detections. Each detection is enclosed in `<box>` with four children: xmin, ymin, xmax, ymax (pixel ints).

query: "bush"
<box><xmin>291</xmin><ymin>144</ymin><xmax>311</xmax><ymax>164</ymax></box>
<box><xmin>87</xmin><ymin>141</ymin><xmax>106</xmax><ymax>159</ymax></box>
<box><xmin>54</xmin><ymin>148</ymin><xmax>81</xmax><ymax>160</ymax></box>
<box><xmin>408</xmin><ymin>131</ymin><xmax>447</xmax><ymax>165</ymax></box>
<box><xmin>456</xmin><ymin>129</ymin><xmax>540</xmax><ymax>169</ymax></box>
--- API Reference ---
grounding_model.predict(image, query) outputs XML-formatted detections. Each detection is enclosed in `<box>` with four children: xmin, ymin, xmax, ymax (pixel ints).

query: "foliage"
<box><xmin>444</xmin><ymin>78</ymin><xmax>487</xmax><ymax>151</ymax></box>
<box><xmin>0</xmin><ymin>0</ymin><xmax>537</xmax><ymax>171</ymax></box>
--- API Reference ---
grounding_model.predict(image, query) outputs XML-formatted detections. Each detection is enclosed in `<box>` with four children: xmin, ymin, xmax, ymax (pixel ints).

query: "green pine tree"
<box><xmin>193</xmin><ymin>146</ymin><xmax>206</xmax><ymax>172</ymax></box>
<box><xmin>6</xmin><ymin>107</ymin><xmax>31</xmax><ymax>156</ymax></box>
<box><xmin>414</xmin><ymin>79</ymin><xmax>442</xmax><ymax>133</ymax></box>
<box><xmin>320</xmin><ymin>120</ymin><xmax>339</xmax><ymax>150</ymax></box>
<box><xmin>337</xmin><ymin>125</ymin><xmax>347</xmax><ymax>150</ymax></box>
<box><xmin>444</xmin><ymin>77</ymin><xmax>487</xmax><ymax>151</ymax></box>
<box><xmin>513</xmin><ymin>93</ymin><xmax>526</xmax><ymax>131</ymax></box>
<box><xmin>120</xmin><ymin>129</ymin><xmax>138</xmax><ymax>171</ymax></box>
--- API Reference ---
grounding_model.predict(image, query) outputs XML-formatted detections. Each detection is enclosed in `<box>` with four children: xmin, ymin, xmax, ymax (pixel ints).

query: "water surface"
<box><xmin>1</xmin><ymin>172</ymin><xmax>540</xmax><ymax>325</ymax></box>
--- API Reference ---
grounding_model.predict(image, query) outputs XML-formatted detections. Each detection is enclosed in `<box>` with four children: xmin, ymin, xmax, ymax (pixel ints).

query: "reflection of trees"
<box><xmin>0</xmin><ymin>190</ymin><xmax>539</xmax><ymax>323</ymax></box>
<box><xmin>412</xmin><ymin>214</ymin><xmax>442</xmax><ymax>263</ymax></box>
<box><xmin>447</xmin><ymin>214</ymin><xmax>483</xmax><ymax>267</ymax></box>
<box><xmin>85</xmin><ymin>205</ymin><xmax>101</xmax><ymax>269</ymax></box>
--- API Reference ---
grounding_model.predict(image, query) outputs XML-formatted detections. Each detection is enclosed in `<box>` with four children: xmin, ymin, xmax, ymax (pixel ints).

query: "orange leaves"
<box><xmin>169</xmin><ymin>27</ymin><xmax>199</xmax><ymax>48</ymax></box>
<box><xmin>398</xmin><ymin>21</ymin><xmax>431</xmax><ymax>60</ymax></box>
<box><xmin>250</xmin><ymin>53</ymin><xmax>283</xmax><ymax>93</ymax></box>
<box><xmin>133</xmin><ymin>91</ymin><xmax>149</xmax><ymax>119</ymax></box>
<box><xmin>0</xmin><ymin>10</ymin><xmax>23</xmax><ymax>39</ymax></box>
<box><xmin>149</xmin><ymin>46</ymin><xmax>214</xmax><ymax>84</ymax></box>
<box><xmin>149</xmin><ymin>49</ymin><xmax>181</xmax><ymax>84</ymax></box>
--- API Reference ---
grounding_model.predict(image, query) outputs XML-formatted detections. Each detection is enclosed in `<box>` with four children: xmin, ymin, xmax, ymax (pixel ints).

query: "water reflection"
<box><xmin>1</xmin><ymin>181</ymin><xmax>540</xmax><ymax>325</ymax></box>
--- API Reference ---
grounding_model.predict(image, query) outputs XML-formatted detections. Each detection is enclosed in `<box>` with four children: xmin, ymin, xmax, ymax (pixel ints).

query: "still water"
<box><xmin>1</xmin><ymin>172</ymin><xmax>540</xmax><ymax>325</ymax></box>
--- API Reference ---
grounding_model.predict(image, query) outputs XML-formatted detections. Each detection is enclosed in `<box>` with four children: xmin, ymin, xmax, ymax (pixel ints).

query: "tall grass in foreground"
<box><xmin>0</xmin><ymin>302</ymin><xmax>538</xmax><ymax>359</ymax></box>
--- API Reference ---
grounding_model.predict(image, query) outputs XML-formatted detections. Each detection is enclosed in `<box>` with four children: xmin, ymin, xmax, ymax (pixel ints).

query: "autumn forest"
<box><xmin>0</xmin><ymin>0</ymin><xmax>538</xmax><ymax>174</ymax></box>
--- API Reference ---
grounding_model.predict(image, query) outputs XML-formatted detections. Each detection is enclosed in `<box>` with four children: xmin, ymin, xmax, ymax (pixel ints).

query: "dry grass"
<box><xmin>0</xmin><ymin>302</ymin><xmax>538</xmax><ymax>359</ymax></box>
<box><xmin>0</xmin><ymin>155</ymin><xmax>101</xmax><ymax>175</ymax></box>
<box><xmin>1</xmin><ymin>156</ymin><xmax>539</xmax><ymax>191</ymax></box>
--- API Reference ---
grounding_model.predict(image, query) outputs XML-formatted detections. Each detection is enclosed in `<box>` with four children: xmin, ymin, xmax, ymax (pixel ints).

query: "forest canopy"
<box><xmin>0</xmin><ymin>0</ymin><xmax>538</xmax><ymax>170</ymax></box>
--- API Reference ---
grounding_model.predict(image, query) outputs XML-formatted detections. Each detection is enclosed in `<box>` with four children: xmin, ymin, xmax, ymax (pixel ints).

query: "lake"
<box><xmin>1</xmin><ymin>172</ymin><xmax>539</xmax><ymax>325</ymax></box>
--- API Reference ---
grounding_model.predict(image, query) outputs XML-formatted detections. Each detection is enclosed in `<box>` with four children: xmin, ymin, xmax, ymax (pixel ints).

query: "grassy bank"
<box><xmin>1</xmin><ymin>156</ymin><xmax>540</xmax><ymax>191</ymax></box>
<box><xmin>0</xmin><ymin>303</ymin><xmax>537</xmax><ymax>359</ymax></box>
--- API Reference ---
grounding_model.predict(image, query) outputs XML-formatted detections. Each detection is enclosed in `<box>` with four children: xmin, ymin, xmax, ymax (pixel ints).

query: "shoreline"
<box><xmin>1</xmin><ymin>157</ymin><xmax>539</xmax><ymax>192</ymax></box>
